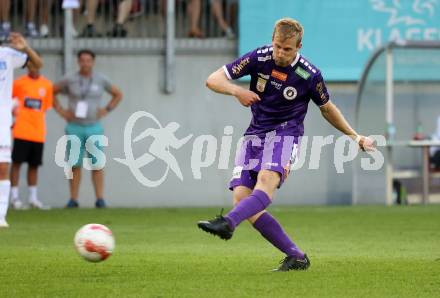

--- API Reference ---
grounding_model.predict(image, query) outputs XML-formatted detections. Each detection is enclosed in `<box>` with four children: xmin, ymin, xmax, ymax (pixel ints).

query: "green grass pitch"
<box><xmin>1</xmin><ymin>206</ymin><xmax>439</xmax><ymax>297</ymax></box>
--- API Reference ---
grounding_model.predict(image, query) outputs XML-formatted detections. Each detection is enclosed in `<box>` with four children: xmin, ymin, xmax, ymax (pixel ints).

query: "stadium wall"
<box><xmin>14</xmin><ymin>53</ymin><xmax>357</xmax><ymax>207</ymax></box>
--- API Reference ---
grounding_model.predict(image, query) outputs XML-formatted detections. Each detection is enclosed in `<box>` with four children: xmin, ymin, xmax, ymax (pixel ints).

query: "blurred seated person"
<box><xmin>161</xmin><ymin>0</ymin><xmax>203</xmax><ymax>38</ymax></box>
<box><xmin>25</xmin><ymin>0</ymin><xmax>53</xmax><ymax>38</ymax></box>
<box><xmin>81</xmin><ymin>0</ymin><xmax>132</xmax><ymax>37</ymax></box>
<box><xmin>0</xmin><ymin>0</ymin><xmax>10</xmax><ymax>41</ymax></box>
<box><xmin>211</xmin><ymin>0</ymin><xmax>235</xmax><ymax>38</ymax></box>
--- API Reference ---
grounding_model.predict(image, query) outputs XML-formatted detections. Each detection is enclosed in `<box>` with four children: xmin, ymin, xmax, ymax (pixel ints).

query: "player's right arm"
<box><xmin>52</xmin><ymin>81</ymin><xmax>74</xmax><ymax>121</ymax></box>
<box><xmin>206</xmin><ymin>48</ymin><xmax>263</xmax><ymax>107</ymax></box>
<box><xmin>206</xmin><ymin>68</ymin><xmax>260</xmax><ymax>107</ymax></box>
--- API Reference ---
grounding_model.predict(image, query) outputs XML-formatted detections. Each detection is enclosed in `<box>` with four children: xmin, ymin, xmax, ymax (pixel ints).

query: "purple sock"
<box><xmin>253</xmin><ymin>212</ymin><xmax>304</xmax><ymax>259</ymax></box>
<box><xmin>225</xmin><ymin>189</ymin><xmax>271</xmax><ymax>229</ymax></box>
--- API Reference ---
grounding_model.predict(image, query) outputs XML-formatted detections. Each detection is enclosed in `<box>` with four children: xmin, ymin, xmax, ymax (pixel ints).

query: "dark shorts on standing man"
<box><xmin>11</xmin><ymin>138</ymin><xmax>44</xmax><ymax>166</ymax></box>
<box><xmin>229</xmin><ymin>133</ymin><xmax>300</xmax><ymax>190</ymax></box>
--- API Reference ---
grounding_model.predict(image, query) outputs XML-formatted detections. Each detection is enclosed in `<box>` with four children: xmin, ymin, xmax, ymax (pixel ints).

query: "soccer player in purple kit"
<box><xmin>197</xmin><ymin>18</ymin><xmax>375</xmax><ymax>271</ymax></box>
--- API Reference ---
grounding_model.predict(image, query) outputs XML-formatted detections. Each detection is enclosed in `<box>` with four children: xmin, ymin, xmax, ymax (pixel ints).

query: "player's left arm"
<box><xmin>105</xmin><ymin>85</ymin><xmax>123</xmax><ymax>111</ymax></box>
<box><xmin>309</xmin><ymin>72</ymin><xmax>374</xmax><ymax>151</ymax></box>
<box><xmin>9</xmin><ymin>32</ymin><xmax>43</xmax><ymax>69</ymax></box>
<box><xmin>320</xmin><ymin>101</ymin><xmax>374</xmax><ymax>151</ymax></box>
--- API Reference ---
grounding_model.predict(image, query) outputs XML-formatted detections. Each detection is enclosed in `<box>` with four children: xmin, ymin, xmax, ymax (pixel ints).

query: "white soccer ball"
<box><xmin>74</xmin><ymin>224</ymin><xmax>115</xmax><ymax>262</ymax></box>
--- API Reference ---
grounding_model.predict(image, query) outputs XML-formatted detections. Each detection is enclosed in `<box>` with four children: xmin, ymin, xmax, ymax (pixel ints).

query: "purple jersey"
<box><xmin>223</xmin><ymin>45</ymin><xmax>330</xmax><ymax>137</ymax></box>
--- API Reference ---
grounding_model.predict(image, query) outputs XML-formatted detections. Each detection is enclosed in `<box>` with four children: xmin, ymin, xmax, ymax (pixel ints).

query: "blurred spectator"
<box><xmin>108</xmin><ymin>0</ymin><xmax>133</xmax><ymax>37</ymax></box>
<box><xmin>161</xmin><ymin>0</ymin><xmax>203</xmax><ymax>38</ymax></box>
<box><xmin>129</xmin><ymin>0</ymin><xmax>143</xmax><ymax>19</ymax></box>
<box><xmin>187</xmin><ymin>0</ymin><xmax>202</xmax><ymax>38</ymax></box>
<box><xmin>430</xmin><ymin>116</ymin><xmax>440</xmax><ymax>170</ymax></box>
<box><xmin>162</xmin><ymin>0</ymin><xmax>236</xmax><ymax>38</ymax></box>
<box><xmin>0</xmin><ymin>0</ymin><xmax>10</xmax><ymax>41</ymax></box>
<box><xmin>81</xmin><ymin>0</ymin><xmax>133</xmax><ymax>37</ymax></box>
<box><xmin>40</xmin><ymin>0</ymin><xmax>53</xmax><ymax>37</ymax></box>
<box><xmin>10</xmin><ymin>62</ymin><xmax>53</xmax><ymax>209</ymax></box>
<box><xmin>53</xmin><ymin>49</ymin><xmax>122</xmax><ymax>208</ymax></box>
<box><xmin>210</xmin><ymin>0</ymin><xmax>235</xmax><ymax>38</ymax></box>
<box><xmin>24</xmin><ymin>0</ymin><xmax>53</xmax><ymax>38</ymax></box>
<box><xmin>25</xmin><ymin>0</ymin><xmax>39</xmax><ymax>37</ymax></box>
<box><xmin>80</xmin><ymin>0</ymin><xmax>100</xmax><ymax>37</ymax></box>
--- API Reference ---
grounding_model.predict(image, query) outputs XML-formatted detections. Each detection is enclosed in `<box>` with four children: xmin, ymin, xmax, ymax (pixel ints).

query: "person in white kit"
<box><xmin>0</xmin><ymin>32</ymin><xmax>42</xmax><ymax>228</ymax></box>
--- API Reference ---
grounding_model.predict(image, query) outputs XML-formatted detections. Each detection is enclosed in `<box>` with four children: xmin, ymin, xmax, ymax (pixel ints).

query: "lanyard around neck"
<box><xmin>79</xmin><ymin>76</ymin><xmax>93</xmax><ymax>100</ymax></box>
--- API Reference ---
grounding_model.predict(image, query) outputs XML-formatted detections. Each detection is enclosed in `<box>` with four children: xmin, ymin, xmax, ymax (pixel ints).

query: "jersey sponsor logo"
<box><xmin>257</xmin><ymin>55</ymin><xmax>272</xmax><ymax>62</ymax></box>
<box><xmin>295</xmin><ymin>66</ymin><xmax>311</xmax><ymax>80</ymax></box>
<box><xmin>256</xmin><ymin>77</ymin><xmax>267</xmax><ymax>92</ymax></box>
<box><xmin>0</xmin><ymin>61</ymin><xmax>6</xmax><ymax>70</ymax></box>
<box><xmin>283</xmin><ymin>86</ymin><xmax>297</xmax><ymax>100</ymax></box>
<box><xmin>271</xmin><ymin>69</ymin><xmax>288</xmax><ymax>81</ymax></box>
<box><xmin>270</xmin><ymin>80</ymin><xmax>282</xmax><ymax>90</ymax></box>
<box><xmin>231</xmin><ymin>57</ymin><xmax>250</xmax><ymax>75</ymax></box>
<box><xmin>24</xmin><ymin>97</ymin><xmax>42</xmax><ymax>110</ymax></box>
<box><xmin>258</xmin><ymin>73</ymin><xmax>270</xmax><ymax>80</ymax></box>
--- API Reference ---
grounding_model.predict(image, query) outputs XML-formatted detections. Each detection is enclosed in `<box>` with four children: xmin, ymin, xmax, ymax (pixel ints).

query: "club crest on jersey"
<box><xmin>283</xmin><ymin>86</ymin><xmax>297</xmax><ymax>100</ymax></box>
<box><xmin>271</xmin><ymin>70</ymin><xmax>287</xmax><ymax>81</ymax></box>
<box><xmin>256</xmin><ymin>77</ymin><xmax>267</xmax><ymax>92</ymax></box>
<box><xmin>0</xmin><ymin>61</ymin><xmax>6</xmax><ymax>70</ymax></box>
<box><xmin>38</xmin><ymin>88</ymin><xmax>46</xmax><ymax>97</ymax></box>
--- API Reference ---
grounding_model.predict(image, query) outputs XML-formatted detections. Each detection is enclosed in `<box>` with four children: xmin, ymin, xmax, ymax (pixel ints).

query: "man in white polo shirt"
<box><xmin>0</xmin><ymin>32</ymin><xmax>42</xmax><ymax>228</ymax></box>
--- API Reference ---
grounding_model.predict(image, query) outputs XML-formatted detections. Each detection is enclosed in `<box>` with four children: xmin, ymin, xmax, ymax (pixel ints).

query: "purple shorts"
<box><xmin>229</xmin><ymin>133</ymin><xmax>300</xmax><ymax>190</ymax></box>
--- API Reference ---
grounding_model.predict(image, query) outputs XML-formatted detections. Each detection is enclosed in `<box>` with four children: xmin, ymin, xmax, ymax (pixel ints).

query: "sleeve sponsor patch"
<box><xmin>231</xmin><ymin>57</ymin><xmax>250</xmax><ymax>75</ymax></box>
<box><xmin>316</xmin><ymin>82</ymin><xmax>327</xmax><ymax>101</ymax></box>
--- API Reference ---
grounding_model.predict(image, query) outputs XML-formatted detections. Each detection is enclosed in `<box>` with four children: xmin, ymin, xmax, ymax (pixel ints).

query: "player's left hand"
<box><xmin>97</xmin><ymin>108</ymin><xmax>109</xmax><ymax>119</ymax></box>
<box><xmin>9</xmin><ymin>32</ymin><xmax>29</xmax><ymax>51</ymax></box>
<box><xmin>358</xmin><ymin>135</ymin><xmax>375</xmax><ymax>152</ymax></box>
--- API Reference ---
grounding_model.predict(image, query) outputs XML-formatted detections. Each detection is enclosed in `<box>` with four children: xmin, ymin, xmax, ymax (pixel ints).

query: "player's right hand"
<box><xmin>234</xmin><ymin>88</ymin><xmax>261</xmax><ymax>107</ymax></box>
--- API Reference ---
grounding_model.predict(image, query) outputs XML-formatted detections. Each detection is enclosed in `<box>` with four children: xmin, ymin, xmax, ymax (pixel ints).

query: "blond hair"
<box><xmin>272</xmin><ymin>18</ymin><xmax>303</xmax><ymax>46</ymax></box>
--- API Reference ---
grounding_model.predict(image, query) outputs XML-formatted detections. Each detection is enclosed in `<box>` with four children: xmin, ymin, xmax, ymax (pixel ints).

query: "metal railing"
<box><xmin>6</xmin><ymin>0</ymin><xmax>237</xmax><ymax>39</ymax></box>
